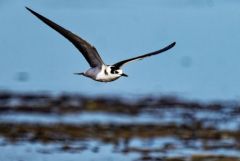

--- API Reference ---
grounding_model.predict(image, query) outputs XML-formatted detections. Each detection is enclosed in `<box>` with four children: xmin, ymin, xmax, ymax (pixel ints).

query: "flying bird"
<box><xmin>26</xmin><ymin>7</ymin><xmax>176</xmax><ymax>82</ymax></box>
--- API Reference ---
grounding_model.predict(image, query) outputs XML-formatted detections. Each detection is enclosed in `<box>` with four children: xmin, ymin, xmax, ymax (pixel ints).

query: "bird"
<box><xmin>26</xmin><ymin>7</ymin><xmax>176</xmax><ymax>82</ymax></box>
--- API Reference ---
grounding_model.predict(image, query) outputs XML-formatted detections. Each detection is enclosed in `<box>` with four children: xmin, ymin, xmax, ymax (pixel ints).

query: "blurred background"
<box><xmin>1</xmin><ymin>0</ymin><xmax>240</xmax><ymax>101</ymax></box>
<box><xmin>0</xmin><ymin>1</ymin><xmax>240</xmax><ymax>161</ymax></box>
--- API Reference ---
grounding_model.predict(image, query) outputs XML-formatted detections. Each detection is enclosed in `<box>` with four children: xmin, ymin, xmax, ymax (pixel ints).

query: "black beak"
<box><xmin>121</xmin><ymin>73</ymin><xmax>128</xmax><ymax>77</ymax></box>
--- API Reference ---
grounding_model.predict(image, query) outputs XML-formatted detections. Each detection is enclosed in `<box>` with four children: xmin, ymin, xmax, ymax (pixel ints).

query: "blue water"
<box><xmin>0</xmin><ymin>135</ymin><xmax>239</xmax><ymax>161</ymax></box>
<box><xmin>1</xmin><ymin>106</ymin><xmax>239</xmax><ymax>131</ymax></box>
<box><xmin>1</xmin><ymin>0</ymin><xmax>240</xmax><ymax>101</ymax></box>
<box><xmin>0</xmin><ymin>139</ymin><xmax>138</xmax><ymax>161</ymax></box>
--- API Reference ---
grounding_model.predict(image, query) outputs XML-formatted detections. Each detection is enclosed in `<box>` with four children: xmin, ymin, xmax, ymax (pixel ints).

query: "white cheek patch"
<box><xmin>119</xmin><ymin>70</ymin><xmax>123</xmax><ymax>75</ymax></box>
<box><xmin>107</xmin><ymin>67</ymin><xmax>112</xmax><ymax>74</ymax></box>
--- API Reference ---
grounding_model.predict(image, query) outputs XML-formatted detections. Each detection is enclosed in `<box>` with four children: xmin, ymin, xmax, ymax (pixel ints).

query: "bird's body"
<box><xmin>26</xmin><ymin>7</ymin><xmax>176</xmax><ymax>82</ymax></box>
<box><xmin>79</xmin><ymin>65</ymin><xmax>123</xmax><ymax>82</ymax></box>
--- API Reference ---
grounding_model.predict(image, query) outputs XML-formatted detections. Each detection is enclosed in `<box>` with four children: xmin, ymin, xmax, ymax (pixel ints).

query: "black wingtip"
<box><xmin>25</xmin><ymin>6</ymin><xmax>31</xmax><ymax>11</ymax></box>
<box><xmin>26</xmin><ymin>7</ymin><xmax>40</xmax><ymax>16</ymax></box>
<box><xmin>171</xmin><ymin>42</ymin><xmax>176</xmax><ymax>47</ymax></box>
<box><xmin>166</xmin><ymin>42</ymin><xmax>176</xmax><ymax>51</ymax></box>
<box><xmin>25</xmin><ymin>7</ymin><xmax>34</xmax><ymax>14</ymax></box>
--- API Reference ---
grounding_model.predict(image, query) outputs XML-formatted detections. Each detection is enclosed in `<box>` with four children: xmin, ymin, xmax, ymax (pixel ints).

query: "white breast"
<box><xmin>95</xmin><ymin>65</ymin><xmax>120</xmax><ymax>82</ymax></box>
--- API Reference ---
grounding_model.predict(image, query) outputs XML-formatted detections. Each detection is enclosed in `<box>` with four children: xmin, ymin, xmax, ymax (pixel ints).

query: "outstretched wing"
<box><xmin>113</xmin><ymin>42</ymin><xmax>176</xmax><ymax>68</ymax></box>
<box><xmin>26</xmin><ymin>7</ymin><xmax>105</xmax><ymax>68</ymax></box>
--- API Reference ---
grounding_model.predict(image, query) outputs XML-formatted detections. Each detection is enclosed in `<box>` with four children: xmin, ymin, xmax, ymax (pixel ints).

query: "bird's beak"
<box><xmin>121</xmin><ymin>73</ymin><xmax>128</xmax><ymax>77</ymax></box>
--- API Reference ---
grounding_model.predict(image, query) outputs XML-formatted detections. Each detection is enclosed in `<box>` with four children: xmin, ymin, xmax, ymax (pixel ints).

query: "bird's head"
<box><xmin>109</xmin><ymin>66</ymin><xmax>128</xmax><ymax>77</ymax></box>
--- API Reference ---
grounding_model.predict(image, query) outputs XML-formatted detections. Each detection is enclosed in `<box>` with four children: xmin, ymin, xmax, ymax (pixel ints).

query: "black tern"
<box><xmin>26</xmin><ymin>7</ymin><xmax>176</xmax><ymax>82</ymax></box>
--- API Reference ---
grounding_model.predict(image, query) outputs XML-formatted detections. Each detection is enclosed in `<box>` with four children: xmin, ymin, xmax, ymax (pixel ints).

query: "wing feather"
<box><xmin>113</xmin><ymin>42</ymin><xmax>176</xmax><ymax>68</ymax></box>
<box><xmin>26</xmin><ymin>7</ymin><xmax>104</xmax><ymax>67</ymax></box>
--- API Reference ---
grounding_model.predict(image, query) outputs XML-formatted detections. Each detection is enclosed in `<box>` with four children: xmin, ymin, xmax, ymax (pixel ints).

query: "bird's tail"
<box><xmin>74</xmin><ymin>72</ymin><xmax>85</xmax><ymax>75</ymax></box>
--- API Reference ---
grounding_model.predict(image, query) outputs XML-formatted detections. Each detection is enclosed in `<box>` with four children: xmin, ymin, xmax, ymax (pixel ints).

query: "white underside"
<box><xmin>96</xmin><ymin>71</ymin><xmax>120</xmax><ymax>82</ymax></box>
<box><xmin>84</xmin><ymin>65</ymin><xmax>121</xmax><ymax>82</ymax></box>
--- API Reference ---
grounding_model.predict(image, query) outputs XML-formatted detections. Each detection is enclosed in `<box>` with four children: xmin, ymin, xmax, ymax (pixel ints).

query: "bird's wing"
<box><xmin>113</xmin><ymin>42</ymin><xmax>176</xmax><ymax>68</ymax></box>
<box><xmin>26</xmin><ymin>7</ymin><xmax>105</xmax><ymax>68</ymax></box>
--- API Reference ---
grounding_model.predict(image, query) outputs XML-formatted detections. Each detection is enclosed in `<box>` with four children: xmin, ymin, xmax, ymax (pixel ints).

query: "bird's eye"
<box><xmin>115</xmin><ymin>71</ymin><xmax>119</xmax><ymax>74</ymax></box>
